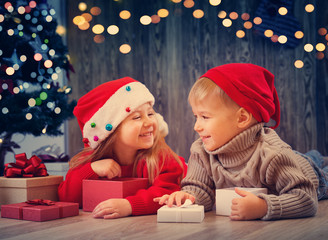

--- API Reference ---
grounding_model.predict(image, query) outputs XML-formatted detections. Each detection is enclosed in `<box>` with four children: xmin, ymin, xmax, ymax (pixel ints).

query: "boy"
<box><xmin>154</xmin><ymin>63</ymin><xmax>328</xmax><ymax>220</ymax></box>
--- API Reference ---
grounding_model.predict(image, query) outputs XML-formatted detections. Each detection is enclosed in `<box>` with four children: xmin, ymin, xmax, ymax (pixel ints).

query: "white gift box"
<box><xmin>157</xmin><ymin>201</ymin><xmax>204</xmax><ymax>223</ymax></box>
<box><xmin>216</xmin><ymin>187</ymin><xmax>268</xmax><ymax>216</ymax></box>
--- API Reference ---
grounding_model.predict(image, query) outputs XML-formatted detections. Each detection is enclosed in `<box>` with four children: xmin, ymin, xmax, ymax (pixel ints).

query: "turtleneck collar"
<box><xmin>205</xmin><ymin>123</ymin><xmax>264</xmax><ymax>168</ymax></box>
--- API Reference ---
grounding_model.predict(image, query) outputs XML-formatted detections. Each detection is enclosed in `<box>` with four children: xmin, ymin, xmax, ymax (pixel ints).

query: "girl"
<box><xmin>58</xmin><ymin>77</ymin><xmax>187</xmax><ymax>219</ymax></box>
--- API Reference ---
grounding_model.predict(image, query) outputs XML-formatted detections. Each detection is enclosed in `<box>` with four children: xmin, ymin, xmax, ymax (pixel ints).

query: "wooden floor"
<box><xmin>1</xmin><ymin>200</ymin><xmax>328</xmax><ymax>240</ymax></box>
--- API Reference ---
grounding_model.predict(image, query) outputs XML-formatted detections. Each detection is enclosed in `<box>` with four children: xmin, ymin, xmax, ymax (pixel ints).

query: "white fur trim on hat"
<box><xmin>155</xmin><ymin>113</ymin><xmax>169</xmax><ymax>137</ymax></box>
<box><xmin>83</xmin><ymin>81</ymin><xmax>155</xmax><ymax>149</ymax></box>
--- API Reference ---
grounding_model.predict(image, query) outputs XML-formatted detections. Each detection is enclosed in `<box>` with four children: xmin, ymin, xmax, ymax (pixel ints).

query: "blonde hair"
<box><xmin>188</xmin><ymin>77</ymin><xmax>237</xmax><ymax>108</ymax></box>
<box><xmin>69</xmin><ymin>118</ymin><xmax>184</xmax><ymax>184</ymax></box>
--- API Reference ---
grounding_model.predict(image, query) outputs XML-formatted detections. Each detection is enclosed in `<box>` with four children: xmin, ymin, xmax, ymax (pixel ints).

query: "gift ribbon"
<box><xmin>4</xmin><ymin>153</ymin><xmax>48</xmax><ymax>178</ymax></box>
<box><xmin>25</xmin><ymin>199</ymin><xmax>56</xmax><ymax>206</ymax></box>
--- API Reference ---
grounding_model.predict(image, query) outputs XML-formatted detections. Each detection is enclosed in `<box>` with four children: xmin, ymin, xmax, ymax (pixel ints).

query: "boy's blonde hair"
<box><xmin>188</xmin><ymin>77</ymin><xmax>238</xmax><ymax>108</ymax></box>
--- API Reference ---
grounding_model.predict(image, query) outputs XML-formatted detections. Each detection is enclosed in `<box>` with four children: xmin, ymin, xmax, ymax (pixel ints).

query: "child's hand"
<box><xmin>91</xmin><ymin>159</ymin><xmax>121</xmax><ymax>179</ymax></box>
<box><xmin>92</xmin><ymin>199</ymin><xmax>132</xmax><ymax>219</ymax></box>
<box><xmin>230</xmin><ymin>188</ymin><xmax>268</xmax><ymax>221</ymax></box>
<box><xmin>153</xmin><ymin>191</ymin><xmax>196</xmax><ymax>207</ymax></box>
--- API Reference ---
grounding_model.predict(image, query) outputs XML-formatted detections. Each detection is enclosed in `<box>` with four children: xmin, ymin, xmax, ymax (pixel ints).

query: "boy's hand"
<box><xmin>91</xmin><ymin>159</ymin><xmax>122</xmax><ymax>179</ymax></box>
<box><xmin>230</xmin><ymin>188</ymin><xmax>268</xmax><ymax>221</ymax></box>
<box><xmin>93</xmin><ymin>199</ymin><xmax>132</xmax><ymax>219</ymax></box>
<box><xmin>153</xmin><ymin>191</ymin><xmax>196</xmax><ymax>207</ymax></box>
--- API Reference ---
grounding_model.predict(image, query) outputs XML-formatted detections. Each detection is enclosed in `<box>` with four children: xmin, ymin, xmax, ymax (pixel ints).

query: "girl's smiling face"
<box><xmin>115</xmin><ymin>102</ymin><xmax>158</xmax><ymax>152</ymax></box>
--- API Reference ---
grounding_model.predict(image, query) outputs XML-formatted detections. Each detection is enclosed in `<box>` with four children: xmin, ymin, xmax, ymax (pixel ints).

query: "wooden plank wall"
<box><xmin>67</xmin><ymin>0</ymin><xmax>328</xmax><ymax>161</ymax></box>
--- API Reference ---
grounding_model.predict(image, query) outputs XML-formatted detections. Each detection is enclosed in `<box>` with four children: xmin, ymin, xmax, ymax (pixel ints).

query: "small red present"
<box><xmin>83</xmin><ymin>178</ymin><xmax>149</xmax><ymax>212</ymax></box>
<box><xmin>1</xmin><ymin>199</ymin><xmax>79</xmax><ymax>222</ymax></box>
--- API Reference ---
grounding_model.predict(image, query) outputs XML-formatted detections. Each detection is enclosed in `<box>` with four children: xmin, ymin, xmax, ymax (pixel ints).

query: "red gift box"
<box><xmin>1</xmin><ymin>200</ymin><xmax>79</xmax><ymax>221</ymax></box>
<box><xmin>83</xmin><ymin>178</ymin><xmax>149</xmax><ymax>212</ymax></box>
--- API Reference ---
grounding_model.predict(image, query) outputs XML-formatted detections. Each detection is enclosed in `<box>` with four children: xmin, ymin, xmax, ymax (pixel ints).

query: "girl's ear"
<box><xmin>236</xmin><ymin>108</ymin><xmax>256</xmax><ymax>128</ymax></box>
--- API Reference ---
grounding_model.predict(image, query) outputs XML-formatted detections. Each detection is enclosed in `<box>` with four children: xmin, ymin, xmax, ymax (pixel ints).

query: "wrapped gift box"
<box><xmin>1</xmin><ymin>201</ymin><xmax>79</xmax><ymax>221</ymax></box>
<box><xmin>216</xmin><ymin>187</ymin><xmax>268</xmax><ymax>216</ymax></box>
<box><xmin>157</xmin><ymin>204</ymin><xmax>205</xmax><ymax>223</ymax></box>
<box><xmin>82</xmin><ymin>178</ymin><xmax>149</xmax><ymax>212</ymax></box>
<box><xmin>44</xmin><ymin>162</ymin><xmax>69</xmax><ymax>179</ymax></box>
<box><xmin>0</xmin><ymin>175</ymin><xmax>63</xmax><ymax>207</ymax></box>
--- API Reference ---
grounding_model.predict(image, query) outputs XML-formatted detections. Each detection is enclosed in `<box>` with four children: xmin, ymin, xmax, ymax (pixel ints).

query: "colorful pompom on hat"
<box><xmin>201</xmin><ymin>63</ymin><xmax>280</xmax><ymax>129</ymax></box>
<box><xmin>73</xmin><ymin>77</ymin><xmax>158</xmax><ymax>149</ymax></box>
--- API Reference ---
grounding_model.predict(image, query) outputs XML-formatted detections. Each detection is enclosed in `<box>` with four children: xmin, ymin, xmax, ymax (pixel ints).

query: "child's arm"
<box><xmin>253</xmin><ymin>150</ymin><xmax>318</xmax><ymax>220</ymax></box>
<box><xmin>124</xmin><ymin>157</ymin><xmax>187</xmax><ymax>216</ymax></box>
<box><xmin>92</xmin><ymin>199</ymin><xmax>132</xmax><ymax>219</ymax></box>
<box><xmin>58</xmin><ymin>162</ymin><xmax>99</xmax><ymax>206</ymax></box>
<box><xmin>58</xmin><ymin>159</ymin><xmax>121</xmax><ymax>207</ymax></box>
<box><xmin>230</xmin><ymin>188</ymin><xmax>268</xmax><ymax>220</ymax></box>
<box><xmin>153</xmin><ymin>191</ymin><xmax>196</xmax><ymax>207</ymax></box>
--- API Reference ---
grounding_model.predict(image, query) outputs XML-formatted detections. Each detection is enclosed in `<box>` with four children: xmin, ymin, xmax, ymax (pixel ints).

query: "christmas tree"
<box><xmin>0</xmin><ymin>0</ymin><xmax>76</xmax><ymax>175</ymax></box>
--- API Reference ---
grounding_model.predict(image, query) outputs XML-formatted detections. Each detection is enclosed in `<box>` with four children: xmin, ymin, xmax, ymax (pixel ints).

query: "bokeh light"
<box><xmin>222</xmin><ymin>19</ymin><xmax>232</xmax><ymax>27</ymax></box>
<box><xmin>94</xmin><ymin>35</ymin><xmax>105</xmax><ymax>43</ymax></box>
<box><xmin>119</xmin><ymin>44</ymin><xmax>131</xmax><ymax>54</ymax></box>
<box><xmin>236</xmin><ymin>30</ymin><xmax>245</xmax><ymax>38</ymax></box>
<box><xmin>304</xmin><ymin>43</ymin><xmax>314</xmax><ymax>52</ymax></box>
<box><xmin>264</xmin><ymin>29</ymin><xmax>273</xmax><ymax>37</ymax></box>
<box><xmin>316</xmin><ymin>43</ymin><xmax>326</xmax><ymax>51</ymax></box>
<box><xmin>295</xmin><ymin>31</ymin><xmax>304</xmax><ymax>39</ymax></box>
<box><xmin>120</xmin><ymin>10</ymin><xmax>131</xmax><ymax>20</ymax></box>
<box><xmin>151</xmin><ymin>15</ymin><xmax>161</xmax><ymax>24</ymax></box>
<box><xmin>184</xmin><ymin>0</ymin><xmax>195</xmax><ymax>8</ymax></box>
<box><xmin>140</xmin><ymin>15</ymin><xmax>152</xmax><ymax>25</ymax></box>
<box><xmin>193</xmin><ymin>9</ymin><xmax>204</xmax><ymax>19</ymax></box>
<box><xmin>253</xmin><ymin>17</ymin><xmax>262</xmax><ymax>25</ymax></box>
<box><xmin>90</xmin><ymin>7</ymin><xmax>101</xmax><ymax>16</ymax></box>
<box><xmin>158</xmin><ymin>9</ymin><xmax>169</xmax><ymax>18</ymax></box>
<box><xmin>218</xmin><ymin>11</ymin><xmax>227</xmax><ymax>19</ymax></box>
<box><xmin>107</xmin><ymin>25</ymin><xmax>119</xmax><ymax>35</ymax></box>
<box><xmin>305</xmin><ymin>4</ymin><xmax>314</xmax><ymax>13</ymax></box>
<box><xmin>78</xmin><ymin>2</ymin><xmax>87</xmax><ymax>11</ymax></box>
<box><xmin>278</xmin><ymin>7</ymin><xmax>288</xmax><ymax>15</ymax></box>
<box><xmin>209</xmin><ymin>0</ymin><xmax>221</xmax><ymax>6</ymax></box>
<box><xmin>294</xmin><ymin>60</ymin><xmax>304</xmax><ymax>68</ymax></box>
<box><xmin>92</xmin><ymin>24</ymin><xmax>104</xmax><ymax>34</ymax></box>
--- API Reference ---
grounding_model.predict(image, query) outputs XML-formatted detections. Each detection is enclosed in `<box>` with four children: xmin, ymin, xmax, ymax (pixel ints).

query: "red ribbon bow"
<box><xmin>4</xmin><ymin>153</ymin><xmax>48</xmax><ymax>178</ymax></box>
<box><xmin>25</xmin><ymin>199</ymin><xmax>55</xmax><ymax>206</ymax></box>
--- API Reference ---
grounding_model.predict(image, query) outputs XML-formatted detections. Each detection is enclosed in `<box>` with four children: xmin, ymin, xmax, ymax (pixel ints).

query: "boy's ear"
<box><xmin>236</xmin><ymin>108</ymin><xmax>255</xmax><ymax>128</ymax></box>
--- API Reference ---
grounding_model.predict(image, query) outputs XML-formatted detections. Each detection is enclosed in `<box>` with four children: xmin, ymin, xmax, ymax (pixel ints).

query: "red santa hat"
<box><xmin>201</xmin><ymin>63</ymin><xmax>280</xmax><ymax>128</ymax></box>
<box><xmin>73</xmin><ymin>77</ymin><xmax>168</xmax><ymax>149</ymax></box>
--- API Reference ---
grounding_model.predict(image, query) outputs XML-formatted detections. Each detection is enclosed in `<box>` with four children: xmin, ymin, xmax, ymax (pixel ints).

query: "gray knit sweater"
<box><xmin>181</xmin><ymin>123</ymin><xmax>319</xmax><ymax>220</ymax></box>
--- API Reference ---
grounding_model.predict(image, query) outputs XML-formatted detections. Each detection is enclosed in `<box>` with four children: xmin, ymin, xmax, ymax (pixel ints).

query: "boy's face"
<box><xmin>190</xmin><ymin>93</ymin><xmax>241</xmax><ymax>151</ymax></box>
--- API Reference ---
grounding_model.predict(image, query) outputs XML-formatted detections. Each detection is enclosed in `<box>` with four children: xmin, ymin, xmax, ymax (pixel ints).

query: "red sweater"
<box><xmin>58</xmin><ymin>155</ymin><xmax>187</xmax><ymax>215</ymax></box>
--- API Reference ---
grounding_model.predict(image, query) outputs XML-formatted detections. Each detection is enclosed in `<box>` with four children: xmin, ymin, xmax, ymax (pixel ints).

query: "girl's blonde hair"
<box><xmin>188</xmin><ymin>77</ymin><xmax>237</xmax><ymax>107</ymax></box>
<box><xmin>69</xmin><ymin>117</ymin><xmax>184</xmax><ymax>184</ymax></box>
